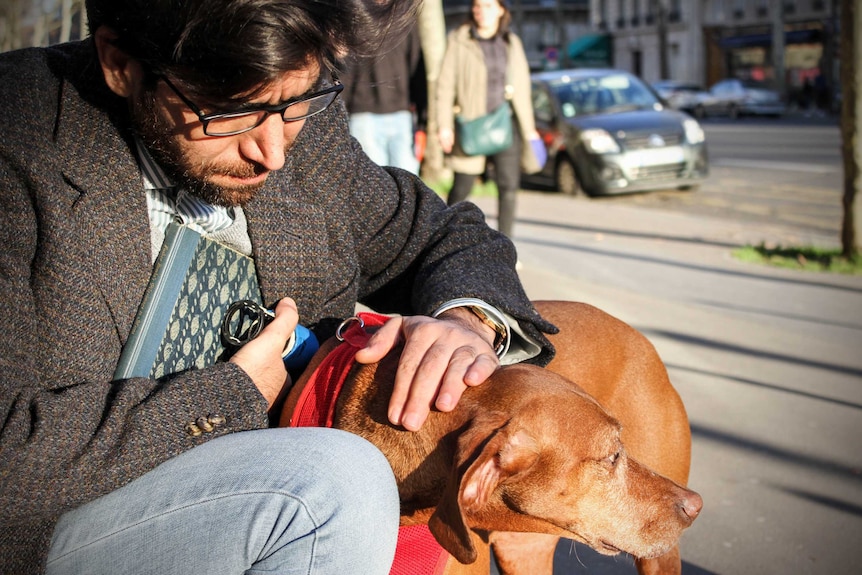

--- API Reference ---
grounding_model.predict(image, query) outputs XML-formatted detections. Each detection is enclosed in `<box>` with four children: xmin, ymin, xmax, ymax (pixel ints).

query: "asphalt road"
<box><xmin>471</xmin><ymin>119</ymin><xmax>861</xmax><ymax>574</ymax></box>
<box><xmin>595</xmin><ymin>115</ymin><xmax>844</xmax><ymax>239</ymax></box>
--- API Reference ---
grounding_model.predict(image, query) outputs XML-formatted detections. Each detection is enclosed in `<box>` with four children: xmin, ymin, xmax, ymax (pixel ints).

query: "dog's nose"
<box><xmin>678</xmin><ymin>490</ymin><xmax>703</xmax><ymax>524</ymax></box>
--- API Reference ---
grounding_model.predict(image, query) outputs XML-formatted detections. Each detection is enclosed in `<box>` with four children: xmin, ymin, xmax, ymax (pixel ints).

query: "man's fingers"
<box><xmin>354</xmin><ymin>317</ymin><xmax>403</xmax><ymax>364</ymax></box>
<box><xmin>360</xmin><ymin>313</ymin><xmax>501</xmax><ymax>431</ymax></box>
<box><xmin>389</xmin><ymin>344</ymin><xmax>498</xmax><ymax>431</ymax></box>
<box><xmin>229</xmin><ymin>298</ymin><xmax>298</xmax><ymax>408</ymax></box>
<box><xmin>434</xmin><ymin>347</ymin><xmax>498</xmax><ymax>410</ymax></box>
<box><xmin>263</xmin><ymin>298</ymin><xmax>299</xmax><ymax>347</ymax></box>
<box><xmin>461</xmin><ymin>352</ymin><xmax>499</xmax><ymax>387</ymax></box>
<box><xmin>386</xmin><ymin>339</ymin><xmax>437</xmax><ymax>430</ymax></box>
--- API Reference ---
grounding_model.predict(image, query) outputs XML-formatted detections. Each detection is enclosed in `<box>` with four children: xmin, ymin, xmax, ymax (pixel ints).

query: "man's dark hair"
<box><xmin>85</xmin><ymin>0</ymin><xmax>418</xmax><ymax>104</ymax></box>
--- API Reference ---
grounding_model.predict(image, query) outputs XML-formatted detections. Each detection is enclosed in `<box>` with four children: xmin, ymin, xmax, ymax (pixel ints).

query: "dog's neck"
<box><xmin>333</xmin><ymin>355</ymin><xmax>493</xmax><ymax>515</ymax></box>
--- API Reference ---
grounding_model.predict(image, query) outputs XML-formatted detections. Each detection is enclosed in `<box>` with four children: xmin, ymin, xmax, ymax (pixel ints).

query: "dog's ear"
<box><xmin>429</xmin><ymin>413</ymin><xmax>539</xmax><ymax>564</ymax></box>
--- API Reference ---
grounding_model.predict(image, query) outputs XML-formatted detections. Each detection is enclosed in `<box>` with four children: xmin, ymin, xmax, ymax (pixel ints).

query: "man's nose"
<box><xmin>239</xmin><ymin>113</ymin><xmax>288</xmax><ymax>171</ymax></box>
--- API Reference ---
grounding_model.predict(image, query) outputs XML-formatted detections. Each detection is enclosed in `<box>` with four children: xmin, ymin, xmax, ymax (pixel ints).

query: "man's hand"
<box><xmin>354</xmin><ymin>308</ymin><xmax>500</xmax><ymax>431</ymax></box>
<box><xmin>229</xmin><ymin>298</ymin><xmax>298</xmax><ymax>409</ymax></box>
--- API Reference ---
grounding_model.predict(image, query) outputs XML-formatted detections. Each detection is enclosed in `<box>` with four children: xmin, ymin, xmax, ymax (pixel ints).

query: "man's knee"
<box><xmin>266</xmin><ymin>428</ymin><xmax>399</xmax><ymax>528</ymax></box>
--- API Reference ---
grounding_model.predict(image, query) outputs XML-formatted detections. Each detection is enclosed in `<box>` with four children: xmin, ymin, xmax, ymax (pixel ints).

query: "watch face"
<box><xmin>469</xmin><ymin>306</ymin><xmax>507</xmax><ymax>353</ymax></box>
<box><xmin>430</xmin><ymin>299</ymin><xmax>509</xmax><ymax>357</ymax></box>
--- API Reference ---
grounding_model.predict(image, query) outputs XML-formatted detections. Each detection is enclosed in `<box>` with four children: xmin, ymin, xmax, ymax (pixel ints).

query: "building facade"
<box><xmin>5</xmin><ymin>0</ymin><xmax>840</xmax><ymax>111</ymax></box>
<box><xmin>442</xmin><ymin>0</ymin><xmax>594</xmax><ymax>70</ymax></box>
<box><xmin>588</xmin><ymin>0</ymin><xmax>839</xmax><ymax>107</ymax></box>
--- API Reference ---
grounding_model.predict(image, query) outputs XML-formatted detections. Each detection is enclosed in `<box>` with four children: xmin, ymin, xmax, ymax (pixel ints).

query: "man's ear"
<box><xmin>93</xmin><ymin>27</ymin><xmax>141</xmax><ymax>97</ymax></box>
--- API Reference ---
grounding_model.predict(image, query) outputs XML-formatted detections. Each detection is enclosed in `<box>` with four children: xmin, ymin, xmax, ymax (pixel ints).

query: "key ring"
<box><xmin>335</xmin><ymin>316</ymin><xmax>365</xmax><ymax>341</ymax></box>
<box><xmin>221</xmin><ymin>300</ymin><xmax>273</xmax><ymax>350</ymax></box>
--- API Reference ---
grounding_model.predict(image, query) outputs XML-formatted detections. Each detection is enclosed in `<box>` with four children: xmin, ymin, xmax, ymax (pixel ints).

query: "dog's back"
<box><xmin>279</xmin><ymin>301</ymin><xmax>700</xmax><ymax>575</ymax></box>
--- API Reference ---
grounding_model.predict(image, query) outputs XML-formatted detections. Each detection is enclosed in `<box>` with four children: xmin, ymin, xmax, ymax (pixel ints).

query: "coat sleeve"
<box><xmin>0</xmin><ymin>149</ymin><xmax>270</xmax><ymax>529</ymax></box>
<box><xmin>282</xmin><ymin>98</ymin><xmax>557</xmax><ymax>360</ymax></box>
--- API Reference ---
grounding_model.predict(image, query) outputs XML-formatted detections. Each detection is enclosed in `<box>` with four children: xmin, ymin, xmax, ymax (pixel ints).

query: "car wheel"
<box><xmin>555</xmin><ymin>157</ymin><xmax>583</xmax><ymax>197</ymax></box>
<box><xmin>728</xmin><ymin>104</ymin><xmax>739</xmax><ymax>119</ymax></box>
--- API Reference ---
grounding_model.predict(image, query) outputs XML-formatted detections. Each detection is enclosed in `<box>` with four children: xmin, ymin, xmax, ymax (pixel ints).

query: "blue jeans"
<box><xmin>349</xmin><ymin>111</ymin><xmax>419</xmax><ymax>174</ymax></box>
<box><xmin>46</xmin><ymin>428</ymin><xmax>399</xmax><ymax>575</ymax></box>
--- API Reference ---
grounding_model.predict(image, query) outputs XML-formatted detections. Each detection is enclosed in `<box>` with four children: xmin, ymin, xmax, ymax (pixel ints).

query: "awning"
<box><xmin>567</xmin><ymin>34</ymin><xmax>611</xmax><ymax>66</ymax></box>
<box><xmin>718</xmin><ymin>29</ymin><xmax>822</xmax><ymax>49</ymax></box>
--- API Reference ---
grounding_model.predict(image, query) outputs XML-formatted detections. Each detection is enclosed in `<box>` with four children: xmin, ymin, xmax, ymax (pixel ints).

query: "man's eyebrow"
<box><xmin>227</xmin><ymin>75</ymin><xmax>328</xmax><ymax>113</ymax></box>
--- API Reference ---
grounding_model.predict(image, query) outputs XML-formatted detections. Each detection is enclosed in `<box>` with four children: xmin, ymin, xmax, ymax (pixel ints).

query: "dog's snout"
<box><xmin>678</xmin><ymin>490</ymin><xmax>703</xmax><ymax>524</ymax></box>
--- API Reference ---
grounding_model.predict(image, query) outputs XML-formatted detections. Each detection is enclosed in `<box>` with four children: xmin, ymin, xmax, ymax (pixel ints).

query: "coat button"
<box><xmin>197</xmin><ymin>417</ymin><xmax>214</xmax><ymax>432</ymax></box>
<box><xmin>185</xmin><ymin>422</ymin><xmax>202</xmax><ymax>437</ymax></box>
<box><xmin>207</xmin><ymin>414</ymin><xmax>226</xmax><ymax>426</ymax></box>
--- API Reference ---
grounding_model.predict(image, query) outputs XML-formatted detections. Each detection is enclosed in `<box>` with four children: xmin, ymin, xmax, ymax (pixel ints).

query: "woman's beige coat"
<box><xmin>437</xmin><ymin>24</ymin><xmax>542</xmax><ymax>175</ymax></box>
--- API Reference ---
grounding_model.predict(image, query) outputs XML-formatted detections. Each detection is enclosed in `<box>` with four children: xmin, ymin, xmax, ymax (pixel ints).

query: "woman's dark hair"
<box><xmin>85</xmin><ymin>0</ymin><xmax>418</xmax><ymax>104</ymax></box>
<box><xmin>468</xmin><ymin>0</ymin><xmax>512</xmax><ymax>38</ymax></box>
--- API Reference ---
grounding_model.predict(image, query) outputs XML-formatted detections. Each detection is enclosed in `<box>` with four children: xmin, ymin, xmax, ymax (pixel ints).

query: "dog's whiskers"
<box><xmin>567</xmin><ymin>539</ymin><xmax>587</xmax><ymax>568</ymax></box>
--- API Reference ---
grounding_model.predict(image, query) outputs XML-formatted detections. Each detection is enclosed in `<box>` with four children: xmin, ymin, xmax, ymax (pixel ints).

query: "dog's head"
<box><xmin>428</xmin><ymin>364</ymin><xmax>702</xmax><ymax>564</ymax></box>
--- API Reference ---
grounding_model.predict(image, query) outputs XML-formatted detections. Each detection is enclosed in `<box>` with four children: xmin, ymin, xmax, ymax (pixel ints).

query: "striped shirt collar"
<box><xmin>135</xmin><ymin>138</ymin><xmax>234</xmax><ymax>235</ymax></box>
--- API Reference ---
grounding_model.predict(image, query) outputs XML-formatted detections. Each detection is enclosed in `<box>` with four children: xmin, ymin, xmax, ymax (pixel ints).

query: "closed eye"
<box><xmin>603</xmin><ymin>447</ymin><xmax>623</xmax><ymax>470</ymax></box>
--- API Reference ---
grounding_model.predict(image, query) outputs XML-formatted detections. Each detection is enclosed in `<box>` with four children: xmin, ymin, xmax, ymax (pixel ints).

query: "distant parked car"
<box><xmin>651</xmin><ymin>80</ymin><xmax>708</xmax><ymax>115</ymax></box>
<box><xmin>526</xmin><ymin>68</ymin><xmax>708</xmax><ymax>197</ymax></box>
<box><xmin>693</xmin><ymin>78</ymin><xmax>786</xmax><ymax>119</ymax></box>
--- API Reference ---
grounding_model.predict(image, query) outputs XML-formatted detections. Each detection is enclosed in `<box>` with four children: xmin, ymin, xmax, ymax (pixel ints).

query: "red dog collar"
<box><xmin>289</xmin><ymin>311</ymin><xmax>449</xmax><ymax>575</ymax></box>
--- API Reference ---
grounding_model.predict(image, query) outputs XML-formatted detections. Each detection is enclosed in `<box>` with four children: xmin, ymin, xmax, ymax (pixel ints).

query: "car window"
<box><xmin>550</xmin><ymin>74</ymin><xmax>659</xmax><ymax>116</ymax></box>
<box><xmin>548</xmin><ymin>82</ymin><xmax>589</xmax><ymax>117</ymax></box>
<box><xmin>711</xmin><ymin>81</ymin><xmax>730</xmax><ymax>95</ymax></box>
<box><xmin>532</xmin><ymin>84</ymin><xmax>554</xmax><ymax>123</ymax></box>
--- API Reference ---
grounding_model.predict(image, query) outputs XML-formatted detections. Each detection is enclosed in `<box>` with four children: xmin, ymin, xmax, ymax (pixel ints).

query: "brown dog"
<box><xmin>279</xmin><ymin>301</ymin><xmax>701</xmax><ymax>575</ymax></box>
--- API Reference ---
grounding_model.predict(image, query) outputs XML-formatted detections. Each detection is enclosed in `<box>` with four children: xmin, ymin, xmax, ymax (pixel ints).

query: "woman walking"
<box><xmin>437</xmin><ymin>0</ymin><xmax>542</xmax><ymax>238</ymax></box>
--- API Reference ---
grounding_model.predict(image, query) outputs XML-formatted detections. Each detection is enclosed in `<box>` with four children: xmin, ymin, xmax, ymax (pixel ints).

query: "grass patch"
<box><xmin>732</xmin><ymin>244</ymin><xmax>862</xmax><ymax>275</ymax></box>
<box><xmin>425</xmin><ymin>176</ymin><xmax>499</xmax><ymax>200</ymax></box>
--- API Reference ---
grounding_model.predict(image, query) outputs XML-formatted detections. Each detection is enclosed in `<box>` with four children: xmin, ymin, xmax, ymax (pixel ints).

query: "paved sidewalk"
<box><xmin>470</xmin><ymin>191</ymin><xmax>862</xmax><ymax>575</ymax></box>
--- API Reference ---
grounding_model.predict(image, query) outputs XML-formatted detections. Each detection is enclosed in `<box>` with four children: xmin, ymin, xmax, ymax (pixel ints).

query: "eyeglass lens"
<box><xmin>204</xmin><ymin>89</ymin><xmax>340</xmax><ymax>136</ymax></box>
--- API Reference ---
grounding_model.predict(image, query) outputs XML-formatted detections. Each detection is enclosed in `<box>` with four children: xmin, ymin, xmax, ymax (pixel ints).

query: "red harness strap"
<box><xmin>289</xmin><ymin>312</ymin><xmax>449</xmax><ymax>575</ymax></box>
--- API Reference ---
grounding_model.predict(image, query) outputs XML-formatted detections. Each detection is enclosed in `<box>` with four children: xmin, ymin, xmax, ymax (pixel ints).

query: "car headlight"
<box><xmin>682</xmin><ymin>118</ymin><xmax>705</xmax><ymax>144</ymax></box>
<box><xmin>580</xmin><ymin>129</ymin><xmax>620</xmax><ymax>154</ymax></box>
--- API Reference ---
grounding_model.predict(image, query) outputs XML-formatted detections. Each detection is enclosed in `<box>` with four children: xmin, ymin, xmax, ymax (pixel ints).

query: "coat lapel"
<box><xmin>245</xmin><ymin>174</ymin><xmax>332</xmax><ymax>314</ymax></box>
<box><xmin>57</xmin><ymin>75</ymin><xmax>153</xmax><ymax>342</ymax></box>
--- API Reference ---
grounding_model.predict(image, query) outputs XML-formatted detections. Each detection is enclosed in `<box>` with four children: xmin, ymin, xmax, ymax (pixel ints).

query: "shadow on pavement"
<box><xmin>489</xmin><ymin>541</ymin><xmax>717</xmax><ymax>574</ymax></box>
<box><xmin>515</xmin><ymin>216</ymin><xmax>742</xmax><ymax>250</ymax></box>
<box><xmin>518</xmin><ymin>236</ymin><xmax>862</xmax><ymax>295</ymax></box>
<box><xmin>691</xmin><ymin>423</ymin><xmax>860</xmax><ymax>479</ymax></box>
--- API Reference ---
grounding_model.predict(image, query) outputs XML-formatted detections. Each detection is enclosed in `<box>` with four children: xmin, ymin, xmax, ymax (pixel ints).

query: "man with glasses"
<box><xmin>0</xmin><ymin>1</ymin><xmax>556</xmax><ymax>574</ymax></box>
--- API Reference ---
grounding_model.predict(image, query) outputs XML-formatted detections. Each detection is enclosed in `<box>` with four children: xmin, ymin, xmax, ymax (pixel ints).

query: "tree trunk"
<box><xmin>417</xmin><ymin>0</ymin><xmax>449</xmax><ymax>183</ymax></box>
<box><xmin>840</xmin><ymin>0</ymin><xmax>860</xmax><ymax>258</ymax></box>
<box><xmin>771</xmin><ymin>0</ymin><xmax>785</xmax><ymax>100</ymax></box>
<box><xmin>60</xmin><ymin>0</ymin><xmax>73</xmax><ymax>43</ymax></box>
<box><xmin>657</xmin><ymin>1</ymin><xmax>668</xmax><ymax>80</ymax></box>
<box><xmin>0</xmin><ymin>0</ymin><xmax>23</xmax><ymax>53</ymax></box>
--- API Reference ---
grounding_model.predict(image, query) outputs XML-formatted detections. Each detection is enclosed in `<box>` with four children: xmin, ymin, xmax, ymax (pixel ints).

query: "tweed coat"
<box><xmin>436</xmin><ymin>24</ymin><xmax>541</xmax><ymax>176</ymax></box>
<box><xmin>0</xmin><ymin>41</ymin><xmax>557</xmax><ymax>574</ymax></box>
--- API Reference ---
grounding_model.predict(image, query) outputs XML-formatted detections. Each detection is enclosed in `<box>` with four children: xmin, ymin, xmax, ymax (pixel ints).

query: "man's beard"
<box><xmin>131</xmin><ymin>90</ymin><xmax>275</xmax><ymax>208</ymax></box>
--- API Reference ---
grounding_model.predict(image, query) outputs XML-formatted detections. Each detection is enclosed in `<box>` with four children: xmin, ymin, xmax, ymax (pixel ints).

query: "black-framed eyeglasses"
<box><xmin>160</xmin><ymin>75</ymin><xmax>343</xmax><ymax>137</ymax></box>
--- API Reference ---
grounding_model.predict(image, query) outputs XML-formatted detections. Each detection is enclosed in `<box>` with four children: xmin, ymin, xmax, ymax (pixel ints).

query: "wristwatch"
<box><xmin>432</xmin><ymin>298</ymin><xmax>511</xmax><ymax>357</ymax></box>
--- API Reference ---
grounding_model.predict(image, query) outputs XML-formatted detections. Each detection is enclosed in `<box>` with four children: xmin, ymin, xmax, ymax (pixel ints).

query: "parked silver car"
<box><xmin>525</xmin><ymin>69</ymin><xmax>708</xmax><ymax>197</ymax></box>
<box><xmin>693</xmin><ymin>78</ymin><xmax>786</xmax><ymax>119</ymax></box>
<box><xmin>651</xmin><ymin>80</ymin><xmax>709</xmax><ymax>115</ymax></box>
